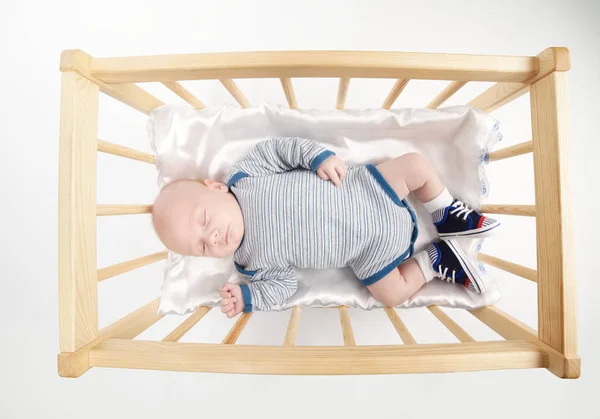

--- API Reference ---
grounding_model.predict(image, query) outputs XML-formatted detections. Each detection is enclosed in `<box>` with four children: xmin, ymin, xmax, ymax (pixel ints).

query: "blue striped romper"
<box><xmin>227</xmin><ymin>137</ymin><xmax>418</xmax><ymax>312</ymax></box>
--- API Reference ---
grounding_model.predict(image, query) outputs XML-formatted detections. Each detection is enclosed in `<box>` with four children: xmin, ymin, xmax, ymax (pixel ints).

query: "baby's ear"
<box><xmin>203</xmin><ymin>179</ymin><xmax>229</xmax><ymax>192</ymax></box>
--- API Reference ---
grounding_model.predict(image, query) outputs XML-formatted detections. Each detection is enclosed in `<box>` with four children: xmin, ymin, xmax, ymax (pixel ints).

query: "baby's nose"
<box><xmin>212</xmin><ymin>230</ymin><xmax>219</xmax><ymax>245</ymax></box>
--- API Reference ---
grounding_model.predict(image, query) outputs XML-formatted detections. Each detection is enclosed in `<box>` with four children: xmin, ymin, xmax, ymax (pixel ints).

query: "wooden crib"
<box><xmin>57</xmin><ymin>47</ymin><xmax>579</xmax><ymax>378</ymax></box>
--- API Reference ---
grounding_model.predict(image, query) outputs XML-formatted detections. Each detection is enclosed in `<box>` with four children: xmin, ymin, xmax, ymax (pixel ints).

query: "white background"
<box><xmin>1</xmin><ymin>0</ymin><xmax>598</xmax><ymax>418</ymax></box>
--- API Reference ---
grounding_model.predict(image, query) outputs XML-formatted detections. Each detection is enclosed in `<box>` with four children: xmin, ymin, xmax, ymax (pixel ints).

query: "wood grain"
<box><xmin>336</xmin><ymin>77</ymin><xmax>350</xmax><ymax>110</ymax></box>
<box><xmin>89</xmin><ymin>339</ymin><xmax>547</xmax><ymax>375</ymax></box>
<box><xmin>469</xmin><ymin>47</ymin><xmax>570</xmax><ymax>113</ymax></box>
<box><xmin>96</xmin><ymin>204</ymin><xmax>152</xmax><ymax>216</ymax></box>
<box><xmin>222</xmin><ymin>313</ymin><xmax>253</xmax><ymax>344</ymax></box>
<box><xmin>384</xmin><ymin>307</ymin><xmax>416</xmax><ymax>344</ymax></box>
<box><xmin>58</xmin><ymin>71</ymin><xmax>99</xmax><ymax>352</ymax></box>
<box><xmin>89</xmin><ymin>51</ymin><xmax>538</xmax><ymax>83</ymax></box>
<box><xmin>530</xmin><ymin>71</ymin><xmax>577</xmax><ymax>355</ymax></box>
<box><xmin>338</xmin><ymin>306</ymin><xmax>356</xmax><ymax>346</ymax></box>
<box><xmin>468</xmin><ymin>305</ymin><xmax>579</xmax><ymax>378</ymax></box>
<box><xmin>488</xmin><ymin>141</ymin><xmax>533</xmax><ymax>162</ymax></box>
<box><xmin>58</xmin><ymin>299</ymin><xmax>163</xmax><ymax>377</ymax></box>
<box><xmin>382</xmin><ymin>79</ymin><xmax>410</xmax><ymax>109</ymax></box>
<box><xmin>60</xmin><ymin>49</ymin><xmax>163</xmax><ymax>114</ymax></box>
<box><xmin>220</xmin><ymin>78</ymin><xmax>250</xmax><ymax>108</ymax></box>
<box><xmin>481</xmin><ymin>204</ymin><xmax>535</xmax><ymax>217</ymax></box>
<box><xmin>97</xmin><ymin>251</ymin><xmax>168</xmax><ymax>282</ymax></box>
<box><xmin>427</xmin><ymin>306</ymin><xmax>475</xmax><ymax>342</ymax></box>
<box><xmin>283</xmin><ymin>307</ymin><xmax>301</xmax><ymax>346</ymax></box>
<box><xmin>162</xmin><ymin>81</ymin><xmax>205</xmax><ymax>109</ymax></box>
<box><xmin>97</xmin><ymin>139</ymin><xmax>155</xmax><ymax>164</ymax></box>
<box><xmin>280</xmin><ymin>78</ymin><xmax>297</xmax><ymax>109</ymax></box>
<box><xmin>163</xmin><ymin>307</ymin><xmax>212</xmax><ymax>342</ymax></box>
<box><xmin>478</xmin><ymin>253</ymin><xmax>537</xmax><ymax>283</ymax></box>
<box><xmin>425</xmin><ymin>81</ymin><xmax>467</xmax><ymax>109</ymax></box>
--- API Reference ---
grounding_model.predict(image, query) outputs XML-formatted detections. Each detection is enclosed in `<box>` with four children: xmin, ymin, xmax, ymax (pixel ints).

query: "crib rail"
<box><xmin>58</xmin><ymin>46</ymin><xmax>578</xmax><ymax>379</ymax></box>
<box><xmin>60</xmin><ymin>301</ymin><xmax>577</xmax><ymax>377</ymax></box>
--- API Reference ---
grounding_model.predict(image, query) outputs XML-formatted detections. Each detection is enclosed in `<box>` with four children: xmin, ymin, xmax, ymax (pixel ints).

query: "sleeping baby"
<box><xmin>152</xmin><ymin>137</ymin><xmax>499</xmax><ymax>317</ymax></box>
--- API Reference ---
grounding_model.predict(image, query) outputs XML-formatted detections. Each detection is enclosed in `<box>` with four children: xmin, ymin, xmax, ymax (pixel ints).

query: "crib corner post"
<box><xmin>58</xmin><ymin>59</ymin><xmax>99</xmax><ymax>355</ymax></box>
<box><xmin>529</xmin><ymin>59</ymin><xmax>578</xmax><ymax>365</ymax></box>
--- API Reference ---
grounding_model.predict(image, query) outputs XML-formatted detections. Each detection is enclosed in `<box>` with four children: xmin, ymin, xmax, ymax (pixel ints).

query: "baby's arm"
<box><xmin>220</xmin><ymin>267</ymin><xmax>298</xmax><ymax>316</ymax></box>
<box><xmin>232</xmin><ymin>137</ymin><xmax>346</xmax><ymax>185</ymax></box>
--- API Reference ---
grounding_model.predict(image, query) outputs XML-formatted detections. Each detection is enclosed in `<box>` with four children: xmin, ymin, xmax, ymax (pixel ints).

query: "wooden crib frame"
<box><xmin>58</xmin><ymin>47</ymin><xmax>579</xmax><ymax>378</ymax></box>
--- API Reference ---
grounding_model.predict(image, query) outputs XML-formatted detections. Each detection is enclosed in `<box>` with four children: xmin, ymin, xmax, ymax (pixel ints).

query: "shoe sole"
<box><xmin>445</xmin><ymin>239</ymin><xmax>487</xmax><ymax>293</ymax></box>
<box><xmin>438</xmin><ymin>221</ymin><xmax>500</xmax><ymax>239</ymax></box>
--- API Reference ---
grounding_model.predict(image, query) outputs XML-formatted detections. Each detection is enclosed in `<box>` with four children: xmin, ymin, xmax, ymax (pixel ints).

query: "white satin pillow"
<box><xmin>148</xmin><ymin>104</ymin><xmax>502</xmax><ymax>314</ymax></box>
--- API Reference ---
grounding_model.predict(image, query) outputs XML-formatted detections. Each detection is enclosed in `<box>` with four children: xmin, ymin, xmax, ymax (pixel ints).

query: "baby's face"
<box><xmin>153</xmin><ymin>180</ymin><xmax>244</xmax><ymax>258</ymax></box>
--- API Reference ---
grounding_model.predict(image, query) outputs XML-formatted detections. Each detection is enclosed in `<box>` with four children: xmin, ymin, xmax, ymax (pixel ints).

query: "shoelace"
<box><xmin>449</xmin><ymin>200</ymin><xmax>474</xmax><ymax>221</ymax></box>
<box><xmin>437</xmin><ymin>265</ymin><xmax>456</xmax><ymax>283</ymax></box>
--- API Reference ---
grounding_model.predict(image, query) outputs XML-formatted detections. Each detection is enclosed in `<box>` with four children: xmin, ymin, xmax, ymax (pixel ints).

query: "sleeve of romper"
<box><xmin>231</xmin><ymin>137</ymin><xmax>335</xmax><ymax>178</ymax></box>
<box><xmin>239</xmin><ymin>266</ymin><xmax>298</xmax><ymax>312</ymax></box>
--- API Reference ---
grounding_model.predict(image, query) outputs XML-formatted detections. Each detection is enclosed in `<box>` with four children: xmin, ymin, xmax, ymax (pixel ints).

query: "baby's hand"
<box><xmin>220</xmin><ymin>283</ymin><xmax>244</xmax><ymax>318</ymax></box>
<box><xmin>317</xmin><ymin>155</ymin><xmax>347</xmax><ymax>187</ymax></box>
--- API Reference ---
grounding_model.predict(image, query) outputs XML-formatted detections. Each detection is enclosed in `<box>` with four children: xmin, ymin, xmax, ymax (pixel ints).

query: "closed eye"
<box><xmin>202</xmin><ymin>209</ymin><xmax>207</xmax><ymax>227</ymax></box>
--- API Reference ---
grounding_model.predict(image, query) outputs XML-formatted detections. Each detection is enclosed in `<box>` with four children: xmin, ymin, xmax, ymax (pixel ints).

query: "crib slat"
<box><xmin>478</xmin><ymin>253</ymin><xmax>537</xmax><ymax>283</ymax></box>
<box><xmin>162</xmin><ymin>81</ymin><xmax>206</xmax><ymax>109</ymax></box>
<box><xmin>469</xmin><ymin>47</ymin><xmax>570</xmax><ymax>113</ymax></box>
<box><xmin>427</xmin><ymin>306</ymin><xmax>475</xmax><ymax>342</ymax></box>
<box><xmin>163</xmin><ymin>307</ymin><xmax>212</xmax><ymax>342</ymax></box>
<box><xmin>336</xmin><ymin>77</ymin><xmax>351</xmax><ymax>110</ymax></box>
<box><xmin>97</xmin><ymin>139</ymin><xmax>156</xmax><ymax>164</ymax></box>
<box><xmin>338</xmin><ymin>306</ymin><xmax>356</xmax><ymax>346</ymax></box>
<box><xmin>481</xmin><ymin>204</ymin><xmax>535</xmax><ymax>217</ymax></box>
<box><xmin>280</xmin><ymin>78</ymin><xmax>298</xmax><ymax>109</ymax></box>
<box><xmin>469</xmin><ymin>305</ymin><xmax>537</xmax><ymax>341</ymax></box>
<box><xmin>426</xmin><ymin>81</ymin><xmax>467</xmax><ymax>109</ymax></box>
<box><xmin>384</xmin><ymin>307</ymin><xmax>416</xmax><ymax>344</ymax></box>
<box><xmin>61</xmin><ymin>50</ymin><xmax>164</xmax><ymax>115</ymax></box>
<box><xmin>283</xmin><ymin>307</ymin><xmax>302</xmax><ymax>346</ymax></box>
<box><xmin>488</xmin><ymin>141</ymin><xmax>533</xmax><ymax>162</ymax></box>
<box><xmin>220</xmin><ymin>78</ymin><xmax>250</xmax><ymax>108</ymax></box>
<box><xmin>222</xmin><ymin>313</ymin><xmax>253</xmax><ymax>344</ymax></box>
<box><xmin>97</xmin><ymin>251</ymin><xmax>168</xmax><ymax>282</ymax></box>
<box><xmin>382</xmin><ymin>79</ymin><xmax>410</xmax><ymax>109</ymax></box>
<box><xmin>96</xmin><ymin>204</ymin><xmax>152</xmax><ymax>216</ymax></box>
<box><xmin>58</xmin><ymin>298</ymin><xmax>163</xmax><ymax>377</ymax></box>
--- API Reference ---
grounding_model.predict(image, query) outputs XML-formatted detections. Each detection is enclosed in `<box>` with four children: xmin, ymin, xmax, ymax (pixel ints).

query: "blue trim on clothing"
<box><xmin>364</xmin><ymin>162</ymin><xmax>419</xmax><ymax>266</ymax></box>
<box><xmin>365</xmin><ymin>164</ymin><xmax>403</xmax><ymax>206</ymax></box>
<box><xmin>359</xmin><ymin>247</ymin><xmax>413</xmax><ymax>286</ymax></box>
<box><xmin>227</xmin><ymin>171</ymin><xmax>249</xmax><ymax>188</ymax></box>
<box><xmin>310</xmin><ymin>150</ymin><xmax>335</xmax><ymax>172</ymax></box>
<box><xmin>234</xmin><ymin>261</ymin><xmax>257</xmax><ymax>277</ymax></box>
<box><xmin>239</xmin><ymin>284</ymin><xmax>253</xmax><ymax>313</ymax></box>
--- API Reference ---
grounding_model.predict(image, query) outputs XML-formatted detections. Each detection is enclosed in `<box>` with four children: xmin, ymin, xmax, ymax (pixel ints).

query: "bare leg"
<box><xmin>376</xmin><ymin>153</ymin><xmax>444</xmax><ymax>202</ymax></box>
<box><xmin>366</xmin><ymin>259</ymin><xmax>426</xmax><ymax>307</ymax></box>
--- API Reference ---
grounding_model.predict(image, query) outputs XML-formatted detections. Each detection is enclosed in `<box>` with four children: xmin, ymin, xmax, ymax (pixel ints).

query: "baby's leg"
<box><xmin>375</xmin><ymin>152</ymin><xmax>443</xmax><ymax>202</ymax></box>
<box><xmin>376</xmin><ymin>153</ymin><xmax>500</xmax><ymax>238</ymax></box>
<box><xmin>366</xmin><ymin>259</ymin><xmax>426</xmax><ymax>307</ymax></box>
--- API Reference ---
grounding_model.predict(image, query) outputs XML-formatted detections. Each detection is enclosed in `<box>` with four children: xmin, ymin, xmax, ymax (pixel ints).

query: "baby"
<box><xmin>152</xmin><ymin>137</ymin><xmax>499</xmax><ymax>317</ymax></box>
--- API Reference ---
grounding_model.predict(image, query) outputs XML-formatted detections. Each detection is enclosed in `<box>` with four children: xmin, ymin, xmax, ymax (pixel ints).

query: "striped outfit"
<box><xmin>227</xmin><ymin>137</ymin><xmax>418</xmax><ymax>312</ymax></box>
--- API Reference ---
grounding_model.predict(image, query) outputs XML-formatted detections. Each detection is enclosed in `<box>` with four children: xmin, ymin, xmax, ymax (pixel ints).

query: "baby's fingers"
<box><xmin>221</xmin><ymin>302</ymin><xmax>234</xmax><ymax>313</ymax></box>
<box><xmin>221</xmin><ymin>297</ymin><xmax>236</xmax><ymax>306</ymax></box>
<box><xmin>335</xmin><ymin>164</ymin><xmax>347</xmax><ymax>182</ymax></box>
<box><xmin>317</xmin><ymin>168</ymin><xmax>330</xmax><ymax>181</ymax></box>
<box><xmin>220</xmin><ymin>290</ymin><xmax>232</xmax><ymax>299</ymax></box>
<box><xmin>327</xmin><ymin>167</ymin><xmax>340</xmax><ymax>186</ymax></box>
